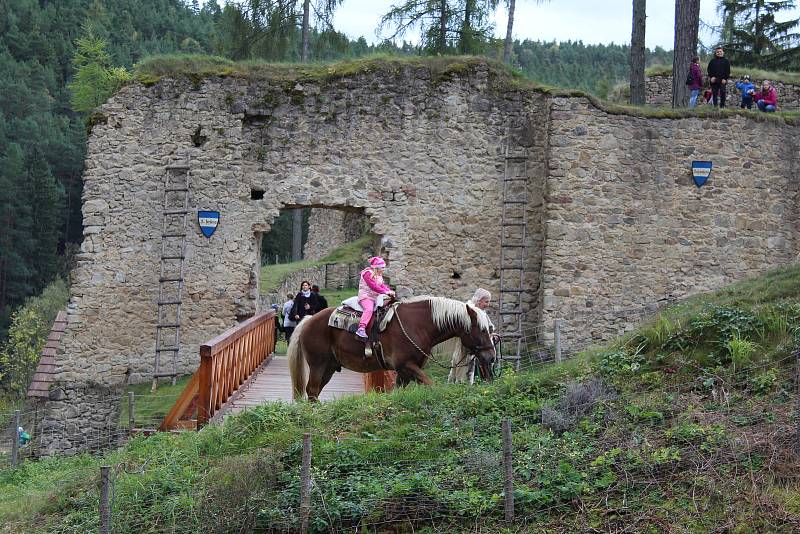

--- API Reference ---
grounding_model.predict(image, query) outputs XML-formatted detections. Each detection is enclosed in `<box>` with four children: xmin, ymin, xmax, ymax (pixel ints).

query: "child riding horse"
<box><xmin>288</xmin><ymin>296</ymin><xmax>496</xmax><ymax>401</ymax></box>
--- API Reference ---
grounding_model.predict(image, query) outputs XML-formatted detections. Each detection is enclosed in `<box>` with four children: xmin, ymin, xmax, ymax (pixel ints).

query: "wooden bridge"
<box><xmin>160</xmin><ymin>310</ymin><xmax>394</xmax><ymax>431</ymax></box>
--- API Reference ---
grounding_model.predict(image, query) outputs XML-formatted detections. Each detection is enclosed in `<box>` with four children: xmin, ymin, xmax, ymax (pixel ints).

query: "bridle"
<box><xmin>394</xmin><ymin>304</ymin><xmax>496</xmax><ymax>370</ymax></box>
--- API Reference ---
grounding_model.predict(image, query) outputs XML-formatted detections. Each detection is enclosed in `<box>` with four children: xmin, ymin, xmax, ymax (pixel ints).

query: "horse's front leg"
<box><xmin>397</xmin><ymin>362</ymin><xmax>433</xmax><ymax>386</ymax></box>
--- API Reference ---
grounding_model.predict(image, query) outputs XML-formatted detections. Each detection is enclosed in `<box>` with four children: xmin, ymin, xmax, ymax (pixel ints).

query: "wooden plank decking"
<box><xmin>224</xmin><ymin>355</ymin><xmax>364</xmax><ymax>416</ymax></box>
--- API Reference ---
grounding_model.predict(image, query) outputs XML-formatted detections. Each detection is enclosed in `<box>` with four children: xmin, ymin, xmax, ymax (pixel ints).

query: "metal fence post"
<box><xmin>300</xmin><ymin>433</ymin><xmax>312</xmax><ymax>534</ymax></box>
<box><xmin>502</xmin><ymin>419</ymin><xmax>514</xmax><ymax>522</ymax></box>
<box><xmin>11</xmin><ymin>410</ymin><xmax>20</xmax><ymax>468</ymax></box>
<box><xmin>99</xmin><ymin>466</ymin><xmax>111</xmax><ymax>534</ymax></box>
<box><xmin>554</xmin><ymin>319</ymin><xmax>562</xmax><ymax>363</ymax></box>
<box><xmin>128</xmin><ymin>392</ymin><xmax>135</xmax><ymax>436</ymax></box>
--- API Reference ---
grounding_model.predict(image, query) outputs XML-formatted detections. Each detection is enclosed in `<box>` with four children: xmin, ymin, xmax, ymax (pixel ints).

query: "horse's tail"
<box><xmin>288</xmin><ymin>316</ymin><xmax>311</xmax><ymax>401</ymax></box>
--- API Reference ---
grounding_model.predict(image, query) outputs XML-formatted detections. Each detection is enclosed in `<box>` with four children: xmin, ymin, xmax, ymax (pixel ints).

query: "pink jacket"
<box><xmin>755</xmin><ymin>86</ymin><xmax>777</xmax><ymax>106</ymax></box>
<box><xmin>358</xmin><ymin>268</ymin><xmax>391</xmax><ymax>301</ymax></box>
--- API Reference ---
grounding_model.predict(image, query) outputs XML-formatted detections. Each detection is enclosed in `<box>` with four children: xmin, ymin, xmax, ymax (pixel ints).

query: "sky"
<box><xmin>328</xmin><ymin>0</ymin><xmax>800</xmax><ymax>50</ymax></box>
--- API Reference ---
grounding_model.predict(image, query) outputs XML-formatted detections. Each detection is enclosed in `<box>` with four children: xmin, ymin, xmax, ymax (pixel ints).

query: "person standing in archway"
<box><xmin>282</xmin><ymin>293</ymin><xmax>297</xmax><ymax>342</ymax></box>
<box><xmin>292</xmin><ymin>281</ymin><xmax>321</xmax><ymax>323</ymax></box>
<box><xmin>311</xmin><ymin>284</ymin><xmax>328</xmax><ymax>311</ymax></box>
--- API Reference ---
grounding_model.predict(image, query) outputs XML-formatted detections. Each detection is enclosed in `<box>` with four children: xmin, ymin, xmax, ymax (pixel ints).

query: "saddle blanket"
<box><xmin>328</xmin><ymin>296</ymin><xmax>396</xmax><ymax>332</ymax></box>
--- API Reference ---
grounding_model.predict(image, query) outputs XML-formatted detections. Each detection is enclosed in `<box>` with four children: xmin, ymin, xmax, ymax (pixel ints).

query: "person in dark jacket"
<box><xmin>687</xmin><ymin>56</ymin><xmax>703</xmax><ymax>108</ymax></box>
<box><xmin>291</xmin><ymin>280</ymin><xmax>321</xmax><ymax>322</ymax></box>
<box><xmin>311</xmin><ymin>284</ymin><xmax>328</xmax><ymax>311</ymax></box>
<box><xmin>707</xmin><ymin>46</ymin><xmax>731</xmax><ymax>108</ymax></box>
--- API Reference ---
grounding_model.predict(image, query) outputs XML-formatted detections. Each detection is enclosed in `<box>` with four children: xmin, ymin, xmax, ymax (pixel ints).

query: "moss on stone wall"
<box><xmin>131</xmin><ymin>53</ymin><xmax>800</xmax><ymax>124</ymax></box>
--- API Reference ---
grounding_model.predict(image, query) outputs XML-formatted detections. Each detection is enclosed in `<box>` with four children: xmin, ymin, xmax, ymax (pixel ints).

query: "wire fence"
<box><xmin>8</xmin><ymin>368</ymin><xmax>797</xmax><ymax>534</ymax></box>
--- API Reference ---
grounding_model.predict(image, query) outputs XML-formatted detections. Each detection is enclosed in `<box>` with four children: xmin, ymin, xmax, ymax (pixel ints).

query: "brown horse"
<box><xmin>288</xmin><ymin>296</ymin><xmax>497</xmax><ymax>401</ymax></box>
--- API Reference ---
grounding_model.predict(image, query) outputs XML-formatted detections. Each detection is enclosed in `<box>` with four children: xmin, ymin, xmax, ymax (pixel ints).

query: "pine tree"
<box><xmin>68</xmin><ymin>28</ymin><xmax>119</xmax><ymax>113</ymax></box>
<box><xmin>25</xmin><ymin>147</ymin><xmax>65</xmax><ymax>292</ymax></box>
<box><xmin>380</xmin><ymin>0</ymin><xmax>496</xmax><ymax>55</ymax></box>
<box><xmin>718</xmin><ymin>0</ymin><xmax>800</xmax><ymax>68</ymax></box>
<box><xmin>0</xmin><ymin>143</ymin><xmax>34</xmax><ymax>323</ymax></box>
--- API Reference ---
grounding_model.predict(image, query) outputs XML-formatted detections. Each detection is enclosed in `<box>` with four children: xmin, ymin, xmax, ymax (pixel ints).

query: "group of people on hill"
<box><xmin>686</xmin><ymin>46</ymin><xmax>778</xmax><ymax>112</ymax></box>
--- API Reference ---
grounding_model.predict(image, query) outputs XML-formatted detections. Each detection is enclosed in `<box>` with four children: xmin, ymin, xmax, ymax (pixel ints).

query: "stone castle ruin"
<box><xmin>38</xmin><ymin>59</ymin><xmax>798</xmax><ymax>453</ymax></box>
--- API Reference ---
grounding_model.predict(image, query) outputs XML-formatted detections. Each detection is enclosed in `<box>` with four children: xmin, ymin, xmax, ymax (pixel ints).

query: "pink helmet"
<box><xmin>368</xmin><ymin>256</ymin><xmax>386</xmax><ymax>269</ymax></box>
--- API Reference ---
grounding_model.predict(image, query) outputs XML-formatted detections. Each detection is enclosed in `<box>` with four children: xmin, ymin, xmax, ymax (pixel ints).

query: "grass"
<box><xmin>118</xmin><ymin>375</ymin><xmax>193</xmax><ymax>429</ymax></box>
<box><xmin>129</xmin><ymin>53</ymin><xmax>800</xmax><ymax>125</ymax></box>
<box><xmin>3</xmin><ymin>265</ymin><xmax>800</xmax><ymax>532</ymax></box>
<box><xmin>134</xmin><ymin>53</ymin><xmax>520</xmax><ymax>87</ymax></box>
<box><xmin>260</xmin><ymin>234</ymin><xmax>373</xmax><ymax>294</ymax></box>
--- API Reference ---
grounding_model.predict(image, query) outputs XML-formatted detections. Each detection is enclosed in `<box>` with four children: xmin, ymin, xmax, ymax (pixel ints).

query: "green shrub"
<box><xmin>0</xmin><ymin>279</ymin><xmax>69</xmax><ymax>397</ymax></box>
<box><xmin>726</xmin><ymin>331</ymin><xmax>758</xmax><ymax>371</ymax></box>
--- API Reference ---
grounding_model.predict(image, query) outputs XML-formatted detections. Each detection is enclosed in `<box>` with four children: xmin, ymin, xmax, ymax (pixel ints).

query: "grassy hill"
<box><xmin>2</xmin><ymin>266</ymin><xmax>800</xmax><ymax>532</ymax></box>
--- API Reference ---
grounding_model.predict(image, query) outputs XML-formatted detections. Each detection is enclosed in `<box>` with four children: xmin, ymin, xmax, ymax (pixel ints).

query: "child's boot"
<box><xmin>356</xmin><ymin>327</ymin><xmax>367</xmax><ymax>339</ymax></box>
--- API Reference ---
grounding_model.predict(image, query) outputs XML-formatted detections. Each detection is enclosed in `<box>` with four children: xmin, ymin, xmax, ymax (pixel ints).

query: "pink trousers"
<box><xmin>358</xmin><ymin>298</ymin><xmax>375</xmax><ymax>330</ymax></box>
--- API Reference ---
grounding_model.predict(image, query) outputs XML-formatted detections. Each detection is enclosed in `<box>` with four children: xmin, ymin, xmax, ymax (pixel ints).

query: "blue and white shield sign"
<box><xmin>197</xmin><ymin>210</ymin><xmax>220</xmax><ymax>238</ymax></box>
<box><xmin>691</xmin><ymin>161</ymin><xmax>712</xmax><ymax>188</ymax></box>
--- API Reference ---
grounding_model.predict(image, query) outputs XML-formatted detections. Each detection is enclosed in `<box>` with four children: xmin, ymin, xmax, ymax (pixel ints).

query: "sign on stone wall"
<box><xmin>198</xmin><ymin>210</ymin><xmax>220</xmax><ymax>238</ymax></box>
<box><xmin>691</xmin><ymin>161</ymin><xmax>712</xmax><ymax>187</ymax></box>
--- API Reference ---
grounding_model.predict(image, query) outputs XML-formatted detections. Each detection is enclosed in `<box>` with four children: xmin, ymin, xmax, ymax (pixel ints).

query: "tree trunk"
<box><xmin>503</xmin><ymin>0</ymin><xmax>516</xmax><ymax>63</ymax></box>
<box><xmin>671</xmin><ymin>0</ymin><xmax>700</xmax><ymax>108</ymax></box>
<box><xmin>629</xmin><ymin>0</ymin><xmax>646</xmax><ymax>104</ymax></box>
<box><xmin>438</xmin><ymin>0</ymin><xmax>447</xmax><ymax>53</ymax></box>
<box><xmin>460</xmin><ymin>0</ymin><xmax>473</xmax><ymax>53</ymax></box>
<box><xmin>292</xmin><ymin>208</ymin><xmax>303</xmax><ymax>261</ymax></box>
<box><xmin>301</xmin><ymin>0</ymin><xmax>310</xmax><ymax>62</ymax></box>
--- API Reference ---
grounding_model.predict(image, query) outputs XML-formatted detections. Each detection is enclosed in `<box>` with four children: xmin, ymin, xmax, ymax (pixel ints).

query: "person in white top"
<box><xmin>282</xmin><ymin>293</ymin><xmax>297</xmax><ymax>342</ymax></box>
<box><xmin>448</xmin><ymin>288</ymin><xmax>498</xmax><ymax>384</ymax></box>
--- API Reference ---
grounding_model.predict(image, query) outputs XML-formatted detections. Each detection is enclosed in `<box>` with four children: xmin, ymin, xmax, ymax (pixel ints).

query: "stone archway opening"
<box><xmin>257</xmin><ymin>206</ymin><xmax>380</xmax><ymax>315</ymax></box>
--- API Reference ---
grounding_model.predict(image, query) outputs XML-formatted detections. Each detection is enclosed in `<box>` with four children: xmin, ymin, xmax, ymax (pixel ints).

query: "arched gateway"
<box><xmin>37</xmin><ymin>59</ymin><xmax>798</xmax><ymax>454</ymax></box>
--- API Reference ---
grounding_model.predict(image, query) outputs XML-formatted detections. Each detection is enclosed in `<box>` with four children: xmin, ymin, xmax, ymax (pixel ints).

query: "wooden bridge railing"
<box><xmin>160</xmin><ymin>309</ymin><xmax>277</xmax><ymax>431</ymax></box>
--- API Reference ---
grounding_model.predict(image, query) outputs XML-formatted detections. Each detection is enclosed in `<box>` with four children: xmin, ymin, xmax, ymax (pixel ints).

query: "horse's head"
<box><xmin>461</xmin><ymin>305</ymin><xmax>497</xmax><ymax>376</ymax></box>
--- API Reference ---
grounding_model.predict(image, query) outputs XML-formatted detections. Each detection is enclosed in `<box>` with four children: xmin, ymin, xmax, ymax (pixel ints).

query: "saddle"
<box><xmin>328</xmin><ymin>297</ymin><xmax>398</xmax><ymax>367</ymax></box>
<box><xmin>327</xmin><ymin>299</ymin><xmax>397</xmax><ymax>340</ymax></box>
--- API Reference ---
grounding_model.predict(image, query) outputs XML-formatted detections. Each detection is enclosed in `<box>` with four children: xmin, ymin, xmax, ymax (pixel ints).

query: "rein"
<box><xmin>394</xmin><ymin>304</ymin><xmax>488</xmax><ymax>370</ymax></box>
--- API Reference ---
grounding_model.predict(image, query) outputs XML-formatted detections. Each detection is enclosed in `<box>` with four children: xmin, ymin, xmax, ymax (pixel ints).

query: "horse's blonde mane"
<box><xmin>403</xmin><ymin>295</ymin><xmax>492</xmax><ymax>333</ymax></box>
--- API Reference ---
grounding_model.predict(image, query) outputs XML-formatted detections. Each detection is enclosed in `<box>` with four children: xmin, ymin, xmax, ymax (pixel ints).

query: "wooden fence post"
<box><xmin>300</xmin><ymin>433</ymin><xmax>312</xmax><ymax>534</ymax></box>
<box><xmin>11</xmin><ymin>410</ymin><xmax>20</xmax><ymax>468</ymax></box>
<box><xmin>99</xmin><ymin>466</ymin><xmax>111</xmax><ymax>534</ymax></box>
<box><xmin>795</xmin><ymin>349</ymin><xmax>800</xmax><ymax>452</ymax></box>
<box><xmin>502</xmin><ymin>419</ymin><xmax>514</xmax><ymax>522</ymax></box>
<box><xmin>554</xmin><ymin>319</ymin><xmax>562</xmax><ymax>363</ymax></box>
<box><xmin>128</xmin><ymin>392</ymin><xmax>135</xmax><ymax>436</ymax></box>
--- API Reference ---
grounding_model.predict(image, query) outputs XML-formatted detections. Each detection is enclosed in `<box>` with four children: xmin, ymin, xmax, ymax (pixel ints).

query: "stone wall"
<box><xmin>646</xmin><ymin>73</ymin><xmax>800</xmax><ymax>109</ymax></box>
<box><xmin>42</xmin><ymin>60</ymin><xmax>800</xmax><ymax>453</ymax></box>
<box><xmin>43</xmin><ymin>62</ymin><xmax>548</xmax><ymax>452</ymax></box>
<box><xmin>304</xmin><ymin>209</ymin><xmax>368</xmax><ymax>260</ymax></box>
<box><xmin>543</xmin><ymin>96</ymin><xmax>799</xmax><ymax>347</ymax></box>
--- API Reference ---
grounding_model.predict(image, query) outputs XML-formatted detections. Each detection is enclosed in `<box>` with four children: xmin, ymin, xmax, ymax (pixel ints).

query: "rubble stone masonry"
<box><xmin>40</xmin><ymin>61</ymin><xmax>799</xmax><ymax>453</ymax></box>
